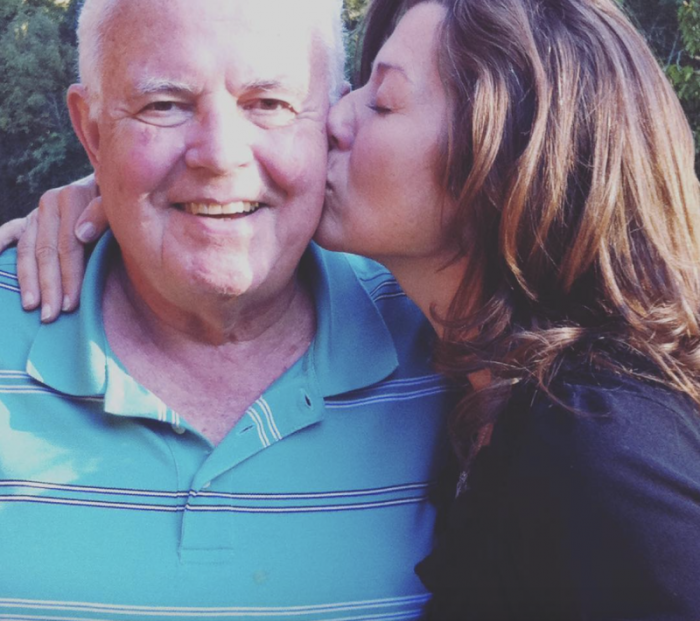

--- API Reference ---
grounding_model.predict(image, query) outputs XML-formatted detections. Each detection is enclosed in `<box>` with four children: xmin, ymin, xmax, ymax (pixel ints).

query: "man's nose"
<box><xmin>327</xmin><ymin>92</ymin><xmax>355</xmax><ymax>151</ymax></box>
<box><xmin>185</xmin><ymin>103</ymin><xmax>254</xmax><ymax>174</ymax></box>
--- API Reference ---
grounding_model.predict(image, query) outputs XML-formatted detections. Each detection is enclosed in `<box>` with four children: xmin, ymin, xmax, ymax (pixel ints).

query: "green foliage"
<box><xmin>665</xmin><ymin>0</ymin><xmax>700</xmax><ymax>156</ymax></box>
<box><xmin>342</xmin><ymin>0</ymin><xmax>369</xmax><ymax>82</ymax></box>
<box><xmin>622</xmin><ymin>0</ymin><xmax>680</xmax><ymax>60</ymax></box>
<box><xmin>343</xmin><ymin>0</ymin><xmax>368</xmax><ymax>29</ymax></box>
<box><xmin>619</xmin><ymin>0</ymin><xmax>700</xmax><ymax>165</ymax></box>
<box><xmin>679</xmin><ymin>0</ymin><xmax>700</xmax><ymax>55</ymax></box>
<box><xmin>0</xmin><ymin>0</ymin><xmax>90</xmax><ymax>223</ymax></box>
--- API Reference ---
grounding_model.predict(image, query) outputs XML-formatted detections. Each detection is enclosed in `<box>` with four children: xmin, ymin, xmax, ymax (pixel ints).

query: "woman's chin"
<box><xmin>312</xmin><ymin>228</ymin><xmax>352</xmax><ymax>253</ymax></box>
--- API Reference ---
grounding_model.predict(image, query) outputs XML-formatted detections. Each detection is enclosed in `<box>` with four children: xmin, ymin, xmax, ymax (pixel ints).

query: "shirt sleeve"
<box><xmin>499</xmin><ymin>377</ymin><xmax>700</xmax><ymax>619</ymax></box>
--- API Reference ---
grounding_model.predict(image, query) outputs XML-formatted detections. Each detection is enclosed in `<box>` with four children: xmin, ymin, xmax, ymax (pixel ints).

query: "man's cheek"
<box><xmin>114</xmin><ymin>128</ymin><xmax>181</xmax><ymax>189</ymax></box>
<box><xmin>261</xmin><ymin>129</ymin><xmax>328</xmax><ymax>190</ymax></box>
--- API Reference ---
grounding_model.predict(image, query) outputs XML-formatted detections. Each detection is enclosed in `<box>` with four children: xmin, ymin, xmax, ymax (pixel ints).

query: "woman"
<box><xmin>4</xmin><ymin>0</ymin><xmax>700</xmax><ymax>617</ymax></box>
<box><xmin>328</xmin><ymin>1</ymin><xmax>700</xmax><ymax>618</ymax></box>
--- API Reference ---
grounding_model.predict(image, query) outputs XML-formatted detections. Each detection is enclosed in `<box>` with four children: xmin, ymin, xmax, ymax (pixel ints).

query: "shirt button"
<box><xmin>172</xmin><ymin>424</ymin><xmax>186</xmax><ymax>435</ymax></box>
<box><xmin>202</xmin><ymin>481</ymin><xmax>211</xmax><ymax>489</ymax></box>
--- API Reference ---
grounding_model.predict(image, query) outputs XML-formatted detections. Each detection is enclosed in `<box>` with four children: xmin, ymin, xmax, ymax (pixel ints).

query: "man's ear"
<box><xmin>67</xmin><ymin>84</ymin><xmax>102</xmax><ymax>180</ymax></box>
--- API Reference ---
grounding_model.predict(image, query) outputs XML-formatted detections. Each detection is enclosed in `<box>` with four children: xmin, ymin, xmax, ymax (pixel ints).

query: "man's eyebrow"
<box><xmin>242</xmin><ymin>78</ymin><xmax>306</xmax><ymax>98</ymax></box>
<box><xmin>131</xmin><ymin>78</ymin><xmax>198</xmax><ymax>96</ymax></box>
<box><xmin>131</xmin><ymin>77</ymin><xmax>306</xmax><ymax>99</ymax></box>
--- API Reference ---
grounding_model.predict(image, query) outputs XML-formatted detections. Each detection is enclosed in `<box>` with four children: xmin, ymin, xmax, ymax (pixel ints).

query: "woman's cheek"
<box><xmin>350</xmin><ymin>137</ymin><xmax>396</xmax><ymax>202</ymax></box>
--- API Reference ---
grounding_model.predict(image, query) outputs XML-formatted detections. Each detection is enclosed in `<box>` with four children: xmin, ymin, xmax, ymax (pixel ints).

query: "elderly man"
<box><xmin>0</xmin><ymin>0</ymin><xmax>452</xmax><ymax>618</ymax></box>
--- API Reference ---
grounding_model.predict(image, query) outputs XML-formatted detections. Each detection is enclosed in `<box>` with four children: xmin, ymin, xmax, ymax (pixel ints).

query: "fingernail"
<box><xmin>62</xmin><ymin>295</ymin><xmax>72</xmax><ymax>312</ymax></box>
<box><xmin>76</xmin><ymin>222</ymin><xmax>96</xmax><ymax>242</ymax></box>
<box><xmin>41</xmin><ymin>304</ymin><xmax>52</xmax><ymax>322</ymax></box>
<box><xmin>22</xmin><ymin>292</ymin><xmax>36</xmax><ymax>309</ymax></box>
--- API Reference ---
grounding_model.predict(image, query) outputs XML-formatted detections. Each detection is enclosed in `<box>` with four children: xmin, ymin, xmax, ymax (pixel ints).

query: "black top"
<box><xmin>417</xmin><ymin>366</ymin><xmax>700</xmax><ymax>620</ymax></box>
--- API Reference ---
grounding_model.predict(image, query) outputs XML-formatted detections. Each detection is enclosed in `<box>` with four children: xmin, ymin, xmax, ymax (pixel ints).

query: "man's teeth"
<box><xmin>183</xmin><ymin>202</ymin><xmax>261</xmax><ymax>216</ymax></box>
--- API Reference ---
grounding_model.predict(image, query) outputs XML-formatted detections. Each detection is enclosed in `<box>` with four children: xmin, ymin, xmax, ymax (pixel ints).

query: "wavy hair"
<box><xmin>360</xmin><ymin>0</ymin><xmax>700</xmax><ymax>463</ymax></box>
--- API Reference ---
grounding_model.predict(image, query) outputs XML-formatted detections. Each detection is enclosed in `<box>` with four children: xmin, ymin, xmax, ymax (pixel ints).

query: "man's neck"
<box><xmin>102</xmin><ymin>259</ymin><xmax>317</xmax><ymax>445</ymax></box>
<box><xmin>110</xmin><ymin>258</ymin><xmax>309</xmax><ymax>345</ymax></box>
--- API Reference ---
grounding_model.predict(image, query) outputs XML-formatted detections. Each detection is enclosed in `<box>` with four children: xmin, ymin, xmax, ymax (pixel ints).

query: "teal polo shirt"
<box><xmin>0</xmin><ymin>234</ymin><xmax>454</xmax><ymax>620</ymax></box>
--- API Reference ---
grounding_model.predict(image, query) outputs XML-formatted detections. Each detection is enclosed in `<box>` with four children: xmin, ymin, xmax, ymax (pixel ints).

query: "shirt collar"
<box><xmin>302</xmin><ymin>243</ymin><xmax>398</xmax><ymax>397</ymax></box>
<box><xmin>27</xmin><ymin>233</ymin><xmax>115</xmax><ymax>397</ymax></box>
<box><xmin>26</xmin><ymin>235</ymin><xmax>399</xmax><ymax>406</ymax></box>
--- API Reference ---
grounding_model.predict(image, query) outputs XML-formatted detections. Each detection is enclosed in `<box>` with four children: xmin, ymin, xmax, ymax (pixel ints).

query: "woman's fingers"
<box><xmin>0</xmin><ymin>217</ymin><xmax>28</xmax><ymax>254</ymax></box>
<box><xmin>34</xmin><ymin>187</ymin><xmax>66</xmax><ymax>322</ymax></box>
<box><xmin>15</xmin><ymin>210</ymin><xmax>42</xmax><ymax>312</ymax></box>
<box><xmin>61</xmin><ymin>195</ymin><xmax>108</xmax><ymax>311</ymax></box>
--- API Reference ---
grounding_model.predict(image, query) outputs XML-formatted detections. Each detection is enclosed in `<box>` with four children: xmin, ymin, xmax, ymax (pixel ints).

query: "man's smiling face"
<box><xmin>71</xmin><ymin>0</ymin><xmax>331</xmax><ymax>310</ymax></box>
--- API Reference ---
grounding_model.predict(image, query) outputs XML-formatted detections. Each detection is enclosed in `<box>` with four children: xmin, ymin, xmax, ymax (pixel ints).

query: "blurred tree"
<box><xmin>343</xmin><ymin>0</ymin><xmax>370</xmax><ymax>82</ymax></box>
<box><xmin>343</xmin><ymin>0</ymin><xmax>369</xmax><ymax>30</ymax></box>
<box><xmin>0</xmin><ymin>0</ymin><xmax>90</xmax><ymax>223</ymax></box>
<box><xmin>624</xmin><ymin>0</ymin><xmax>680</xmax><ymax>60</ymax></box>
<box><xmin>620</xmin><ymin>0</ymin><xmax>700</xmax><ymax>165</ymax></box>
<box><xmin>664</xmin><ymin>0</ymin><xmax>700</xmax><ymax>159</ymax></box>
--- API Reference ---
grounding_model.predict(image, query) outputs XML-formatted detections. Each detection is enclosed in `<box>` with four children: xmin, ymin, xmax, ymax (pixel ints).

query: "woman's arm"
<box><xmin>504</xmin><ymin>376</ymin><xmax>700</xmax><ymax>619</ymax></box>
<box><xmin>421</xmin><ymin>374</ymin><xmax>700</xmax><ymax>620</ymax></box>
<box><xmin>0</xmin><ymin>175</ymin><xmax>107</xmax><ymax>321</ymax></box>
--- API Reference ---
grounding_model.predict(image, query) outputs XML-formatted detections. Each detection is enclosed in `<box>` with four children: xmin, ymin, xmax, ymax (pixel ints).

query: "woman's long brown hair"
<box><xmin>360</xmin><ymin>0</ymin><xmax>700</xmax><ymax>463</ymax></box>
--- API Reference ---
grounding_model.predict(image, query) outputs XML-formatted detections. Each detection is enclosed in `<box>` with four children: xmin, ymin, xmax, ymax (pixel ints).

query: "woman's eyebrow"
<box><xmin>374</xmin><ymin>61</ymin><xmax>413</xmax><ymax>84</ymax></box>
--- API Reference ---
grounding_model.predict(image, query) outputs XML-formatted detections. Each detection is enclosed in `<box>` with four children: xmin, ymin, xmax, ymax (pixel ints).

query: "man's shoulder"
<box><xmin>318</xmin><ymin>249</ymin><xmax>420</xmax><ymax>317</ymax></box>
<box><xmin>0</xmin><ymin>246</ymin><xmax>18</xmax><ymax>273</ymax></box>
<box><xmin>319</xmin><ymin>248</ymin><xmax>433</xmax><ymax>345</ymax></box>
<box><xmin>0</xmin><ymin>247</ymin><xmax>41</xmax><ymax>368</ymax></box>
<box><xmin>341</xmin><ymin>252</ymin><xmax>408</xmax><ymax>301</ymax></box>
<box><xmin>0</xmin><ymin>247</ymin><xmax>26</xmax><ymax>309</ymax></box>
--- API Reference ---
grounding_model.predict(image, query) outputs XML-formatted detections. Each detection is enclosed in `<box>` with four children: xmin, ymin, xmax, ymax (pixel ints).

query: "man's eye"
<box><xmin>247</xmin><ymin>98</ymin><xmax>295</xmax><ymax>114</ymax></box>
<box><xmin>245</xmin><ymin>98</ymin><xmax>296</xmax><ymax>127</ymax></box>
<box><xmin>146</xmin><ymin>101</ymin><xmax>177</xmax><ymax>112</ymax></box>
<box><xmin>258</xmin><ymin>99</ymin><xmax>287</xmax><ymax>111</ymax></box>
<box><xmin>137</xmin><ymin>101</ymin><xmax>191</xmax><ymax>127</ymax></box>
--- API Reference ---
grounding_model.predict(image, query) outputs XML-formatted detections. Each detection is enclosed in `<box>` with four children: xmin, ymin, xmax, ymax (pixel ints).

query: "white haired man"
<box><xmin>0</xmin><ymin>0</ymin><xmax>452</xmax><ymax>618</ymax></box>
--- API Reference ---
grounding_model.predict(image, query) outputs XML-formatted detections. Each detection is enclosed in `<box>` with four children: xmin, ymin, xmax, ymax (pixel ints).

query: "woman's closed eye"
<box><xmin>367</xmin><ymin>101</ymin><xmax>392</xmax><ymax>115</ymax></box>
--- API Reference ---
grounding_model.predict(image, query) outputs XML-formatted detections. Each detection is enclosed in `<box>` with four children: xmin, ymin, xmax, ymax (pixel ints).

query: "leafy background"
<box><xmin>0</xmin><ymin>0</ymin><xmax>698</xmax><ymax>223</ymax></box>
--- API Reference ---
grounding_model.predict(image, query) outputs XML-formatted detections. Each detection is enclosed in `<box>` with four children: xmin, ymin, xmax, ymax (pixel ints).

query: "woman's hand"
<box><xmin>0</xmin><ymin>175</ymin><xmax>108</xmax><ymax>322</ymax></box>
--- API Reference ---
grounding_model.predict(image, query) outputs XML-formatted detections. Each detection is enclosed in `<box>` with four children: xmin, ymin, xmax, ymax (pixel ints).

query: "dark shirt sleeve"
<box><xmin>419</xmin><ymin>375</ymin><xmax>700</xmax><ymax>621</ymax></box>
